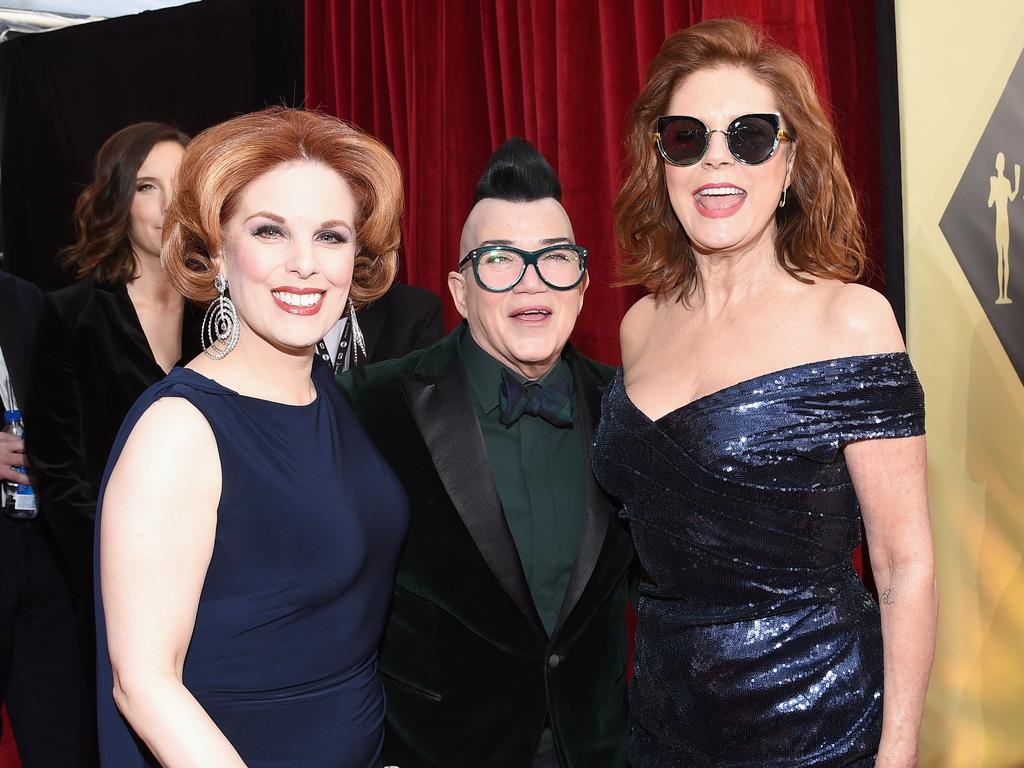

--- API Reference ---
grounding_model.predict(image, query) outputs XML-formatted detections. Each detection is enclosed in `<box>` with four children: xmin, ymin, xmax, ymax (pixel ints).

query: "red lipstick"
<box><xmin>270</xmin><ymin>286</ymin><xmax>326</xmax><ymax>316</ymax></box>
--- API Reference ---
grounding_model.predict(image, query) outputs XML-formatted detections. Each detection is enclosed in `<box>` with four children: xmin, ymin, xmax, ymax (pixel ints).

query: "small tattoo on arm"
<box><xmin>881</xmin><ymin>588</ymin><xmax>894</xmax><ymax>605</ymax></box>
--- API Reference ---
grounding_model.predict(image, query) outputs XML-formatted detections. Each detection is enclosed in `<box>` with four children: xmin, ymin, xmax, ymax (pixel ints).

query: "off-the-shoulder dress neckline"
<box><xmin>619</xmin><ymin>351</ymin><xmax>910</xmax><ymax>424</ymax></box>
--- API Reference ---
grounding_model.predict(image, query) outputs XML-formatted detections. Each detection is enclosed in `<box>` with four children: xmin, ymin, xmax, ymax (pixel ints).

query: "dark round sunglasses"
<box><xmin>459</xmin><ymin>244</ymin><xmax>588</xmax><ymax>293</ymax></box>
<box><xmin>653</xmin><ymin>113</ymin><xmax>791</xmax><ymax>167</ymax></box>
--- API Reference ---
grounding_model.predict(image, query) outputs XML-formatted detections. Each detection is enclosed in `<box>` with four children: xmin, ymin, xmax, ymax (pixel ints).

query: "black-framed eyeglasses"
<box><xmin>653</xmin><ymin>112</ymin><xmax>792</xmax><ymax>167</ymax></box>
<box><xmin>458</xmin><ymin>244</ymin><xmax>588</xmax><ymax>293</ymax></box>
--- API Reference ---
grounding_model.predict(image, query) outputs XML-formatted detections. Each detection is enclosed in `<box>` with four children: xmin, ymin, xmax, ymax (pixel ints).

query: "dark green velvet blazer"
<box><xmin>339</xmin><ymin>325</ymin><xmax>633</xmax><ymax>768</ymax></box>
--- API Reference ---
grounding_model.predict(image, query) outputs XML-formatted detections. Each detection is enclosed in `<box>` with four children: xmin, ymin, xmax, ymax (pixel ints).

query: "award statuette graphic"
<box><xmin>988</xmin><ymin>152</ymin><xmax>1019</xmax><ymax>304</ymax></box>
<box><xmin>940</xmin><ymin>44</ymin><xmax>1024</xmax><ymax>384</ymax></box>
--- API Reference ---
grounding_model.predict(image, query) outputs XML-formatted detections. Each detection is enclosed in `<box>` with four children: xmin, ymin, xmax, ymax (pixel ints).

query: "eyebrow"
<box><xmin>247</xmin><ymin>211</ymin><xmax>286</xmax><ymax>224</ymax></box>
<box><xmin>318</xmin><ymin>219</ymin><xmax>353</xmax><ymax>230</ymax></box>
<box><xmin>246</xmin><ymin>211</ymin><xmax>353</xmax><ymax>229</ymax></box>
<box><xmin>479</xmin><ymin>236</ymin><xmax>573</xmax><ymax>247</ymax></box>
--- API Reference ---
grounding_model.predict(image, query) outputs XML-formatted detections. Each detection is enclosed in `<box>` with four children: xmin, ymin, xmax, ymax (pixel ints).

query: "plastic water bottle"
<box><xmin>2</xmin><ymin>409</ymin><xmax>36</xmax><ymax>519</ymax></box>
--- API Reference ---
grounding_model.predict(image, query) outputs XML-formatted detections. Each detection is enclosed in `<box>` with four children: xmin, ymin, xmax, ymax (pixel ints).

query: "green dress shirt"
<box><xmin>460</xmin><ymin>329</ymin><xmax>588</xmax><ymax>638</ymax></box>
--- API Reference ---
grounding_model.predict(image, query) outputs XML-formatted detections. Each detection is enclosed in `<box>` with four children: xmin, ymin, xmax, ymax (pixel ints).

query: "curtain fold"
<box><xmin>305</xmin><ymin>0</ymin><xmax>883</xmax><ymax>366</ymax></box>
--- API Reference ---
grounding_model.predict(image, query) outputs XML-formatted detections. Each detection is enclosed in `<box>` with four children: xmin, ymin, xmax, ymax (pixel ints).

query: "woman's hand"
<box><xmin>0</xmin><ymin>432</ymin><xmax>30</xmax><ymax>486</ymax></box>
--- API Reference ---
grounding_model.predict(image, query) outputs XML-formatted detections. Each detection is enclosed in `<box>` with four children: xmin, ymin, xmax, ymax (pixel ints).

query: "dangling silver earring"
<box><xmin>202</xmin><ymin>272</ymin><xmax>240</xmax><ymax>359</ymax></box>
<box><xmin>348</xmin><ymin>296</ymin><xmax>366</xmax><ymax>365</ymax></box>
<box><xmin>779</xmin><ymin>186</ymin><xmax>789</xmax><ymax>209</ymax></box>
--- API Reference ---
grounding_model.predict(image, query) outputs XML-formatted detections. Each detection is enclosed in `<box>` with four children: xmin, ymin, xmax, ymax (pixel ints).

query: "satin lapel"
<box><xmin>93</xmin><ymin>284</ymin><xmax>163</xmax><ymax>378</ymax></box>
<box><xmin>400</xmin><ymin>360</ymin><xmax>546</xmax><ymax>639</ymax></box>
<box><xmin>554</xmin><ymin>352</ymin><xmax>615</xmax><ymax>634</ymax></box>
<box><xmin>0</xmin><ymin>277</ymin><xmax>28</xmax><ymax>406</ymax></box>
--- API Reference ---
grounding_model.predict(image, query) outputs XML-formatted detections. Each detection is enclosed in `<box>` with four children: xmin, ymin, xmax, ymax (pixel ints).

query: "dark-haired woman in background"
<box><xmin>27</xmin><ymin>122</ymin><xmax>196</xmax><ymax>606</ymax></box>
<box><xmin>593</xmin><ymin>19</ymin><xmax>936</xmax><ymax>768</ymax></box>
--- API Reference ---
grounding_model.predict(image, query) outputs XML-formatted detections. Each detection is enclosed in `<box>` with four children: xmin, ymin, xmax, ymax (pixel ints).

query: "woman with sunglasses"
<box><xmin>593</xmin><ymin>18</ymin><xmax>936</xmax><ymax>768</ymax></box>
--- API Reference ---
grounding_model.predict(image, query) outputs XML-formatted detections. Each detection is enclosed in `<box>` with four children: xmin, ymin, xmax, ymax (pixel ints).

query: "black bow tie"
<box><xmin>498</xmin><ymin>369</ymin><xmax>573</xmax><ymax>428</ymax></box>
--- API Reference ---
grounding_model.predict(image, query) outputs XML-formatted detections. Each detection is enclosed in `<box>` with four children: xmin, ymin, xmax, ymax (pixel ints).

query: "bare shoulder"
<box><xmin>126</xmin><ymin>396</ymin><xmax>216</xmax><ymax>455</ymax></box>
<box><xmin>620</xmin><ymin>294</ymin><xmax>659</xmax><ymax>366</ymax></box>
<box><xmin>822</xmin><ymin>282</ymin><xmax>905</xmax><ymax>356</ymax></box>
<box><xmin>106</xmin><ymin>396</ymin><xmax>220</xmax><ymax>505</ymax></box>
<box><xmin>618</xmin><ymin>294</ymin><xmax>675</xmax><ymax>366</ymax></box>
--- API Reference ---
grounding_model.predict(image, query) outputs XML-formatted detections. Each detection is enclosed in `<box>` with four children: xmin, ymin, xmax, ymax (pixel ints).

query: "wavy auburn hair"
<box><xmin>162</xmin><ymin>107</ymin><xmax>402</xmax><ymax>307</ymax></box>
<box><xmin>62</xmin><ymin>122</ymin><xmax>190</xmax><ymax>284</ymax></box>
<box><xmin>613</xmin><ymin>18</ymin><xmax>865</xmax><ymax>301</ymax></box>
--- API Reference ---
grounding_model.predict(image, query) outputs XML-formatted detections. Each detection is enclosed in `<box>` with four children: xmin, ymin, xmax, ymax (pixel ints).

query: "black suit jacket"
<box><xmin>24</xmin><ymin>277</ymin><xmax>200</xmax><ymax>596</ymax></box>
<box><xmin>1</xmin><ymin>273</ymin><xmax>100</xmax><ymax>763</ymax></box>
<box><xmin>1</xmin><ymin>270</ymin><xmax>41</xmax><ymax>533</ymax></box>
<box><xmin>0</xmin><ymin>270</ymin><xmax>41</xmax><ymax>413</ymax></box>
<box><xmin>358</xmin><ymin>283</ymin><xmax>445</xmax><ymax>364</ymax></box>
<box><xmin>339</xmin><ymin>325</ymin><xmax>632</xmax><ymax>768</ymax></box>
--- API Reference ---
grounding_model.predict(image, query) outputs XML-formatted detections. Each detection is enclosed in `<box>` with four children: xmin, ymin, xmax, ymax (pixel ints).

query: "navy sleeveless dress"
<box><xmin>591</xmin><ymin>353</ymin><xmax>925</xmax><ymax>768</ymax></box>
<box><xmin>94</xmin><ymin>361</ymin><xmax>408</xmax><ymax>767</ymax></box>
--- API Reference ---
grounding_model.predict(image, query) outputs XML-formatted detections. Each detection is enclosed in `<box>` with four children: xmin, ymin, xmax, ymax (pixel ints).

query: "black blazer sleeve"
<box><xmin>0</xmin><ymin>271</ymin><xmax>43</xmax><ymax>409</ymax></box>
<box><xmin>24</xmin><ymin>293</ymin><xmax>95</xmax><ymax>593</ymax></box>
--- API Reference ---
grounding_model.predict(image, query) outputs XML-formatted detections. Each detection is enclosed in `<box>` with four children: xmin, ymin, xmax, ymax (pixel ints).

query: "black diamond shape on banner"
<box><xmin>939</xmin><ymin>44</ymin><xmax>1024</xmax><ymax>386</ymax></box>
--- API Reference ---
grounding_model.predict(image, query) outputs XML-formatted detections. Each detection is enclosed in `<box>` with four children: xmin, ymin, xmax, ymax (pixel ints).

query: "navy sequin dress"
<box><xmin>592</xmin><ymin>353</ymin><xmax>925</xmax><ymax>768</ymax></box>
<box><xmin>95</xmin><ymin>362</ymin><xmax>408</xmax><ymax>767</ymax></box>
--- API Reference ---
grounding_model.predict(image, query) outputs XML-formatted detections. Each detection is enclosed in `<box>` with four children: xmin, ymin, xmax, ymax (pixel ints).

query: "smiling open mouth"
<box><xmin>696</xmin><ymin>186</ymin><xmax>746</xmax><ymax>209</ymax></box>
<box><xmin>510</xmin><ymin>307</ymin><xmax>552</xmax><ymax>322</ymax></box>
<box><xmin>272</xmin><ymin>291</ymin><xmax>323</xmax><ymax>307</ymax></box>
<box><xmin>693</xmin><ymin>184</ymin><xmax>748</xmax><ymax>217</ymax></box>
<box><xmin>271</xmin><ymin>290</ymin><xmax>325</xmax><ymax>315</ymax></box>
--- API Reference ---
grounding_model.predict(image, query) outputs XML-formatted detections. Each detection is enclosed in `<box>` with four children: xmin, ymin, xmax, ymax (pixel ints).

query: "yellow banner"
<box><xmin>897</xmin><ymin>3</ymin><xmax>1024</xmax><ymax>766</ymax></box>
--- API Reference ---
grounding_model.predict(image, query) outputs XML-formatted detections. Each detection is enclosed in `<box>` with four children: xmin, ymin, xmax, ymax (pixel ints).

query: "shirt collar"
<box><xmin>323</xmin><ymin>315</ymin><xmax>349</xmax><ymax>361</ymax></box>
<box><xmin>459</xmin><ymin>325</ymin><xmax>573</xmax><ymax>415</ymax></box>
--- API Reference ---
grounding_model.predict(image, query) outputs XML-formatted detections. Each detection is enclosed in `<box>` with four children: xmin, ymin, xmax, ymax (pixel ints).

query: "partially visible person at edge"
<box><xmin>2</xmin><ymin>267</ymin><xmax>98</xmax><ymax>766</ymax></box>
<box><xmin>592</xmin><ymin>18</ymin><xmax>936</xmax><ymax>768</ymax></box>
<box><xmin>339</xmin><ymin>137</ymin><xmax>634</xmax><ymax>768</ymax></box>
<box><xmin>94</xmin><ymin>107</ymin><xmax>408</xmax><ymax>767</ymax></box>
<box><xmin>315</xmin><ymin>280</ymin><xmax>445</xmax><ymax>374</ymax></box>
<box><xmin>26</xmin><ymin>122</ymin><xmax>197</xmax><ymax>610</ymax></box>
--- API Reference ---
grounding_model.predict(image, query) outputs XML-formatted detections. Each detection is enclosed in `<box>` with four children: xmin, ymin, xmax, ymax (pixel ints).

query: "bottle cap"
<box><xmin>3</xmin><ymin>409</ymin><xmax>19</xmax><ymax>424</ymax></box>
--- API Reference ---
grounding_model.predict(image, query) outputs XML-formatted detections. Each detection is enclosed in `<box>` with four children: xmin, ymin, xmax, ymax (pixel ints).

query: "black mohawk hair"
<box><xmin>471</xmin><ymin>137</ymin><xmax>562</xmax><ymax>206</ymax></box>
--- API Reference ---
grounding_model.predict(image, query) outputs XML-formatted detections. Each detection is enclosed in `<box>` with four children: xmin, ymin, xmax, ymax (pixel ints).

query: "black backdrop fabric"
<box><xmin>0</xmin><ymin>0</ymin><xmax>304</xmax><ymax>291</ymax></box>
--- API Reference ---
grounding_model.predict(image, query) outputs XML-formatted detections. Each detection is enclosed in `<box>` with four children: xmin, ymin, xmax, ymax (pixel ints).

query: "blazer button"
<box><xmin>548</xmin><ymin>654</ymin><xmax>562</xmax><ymax>669</ymax></box>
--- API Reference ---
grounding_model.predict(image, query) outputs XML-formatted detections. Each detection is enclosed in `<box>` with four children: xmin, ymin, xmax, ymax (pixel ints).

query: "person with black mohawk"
<box><xmin>339</xmin><ymin>138</ymin><xmax>633</xmax><ymax>768</ymax></box>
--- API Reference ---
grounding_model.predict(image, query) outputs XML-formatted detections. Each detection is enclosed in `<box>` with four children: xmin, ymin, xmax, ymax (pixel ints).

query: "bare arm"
<box><xmin>100</xmin><ymin>397</ymin><xmax>247</xmax><ymax>767</ymax></box>
<box><xmin>848</xmin><ymin>433</ymin><xmax>936</xmax><ymax>768</ymax></box>
<box><xmin>829</xmin><ymin>284</ymin><xmax>937</xmax><ymax>767</ymax></box>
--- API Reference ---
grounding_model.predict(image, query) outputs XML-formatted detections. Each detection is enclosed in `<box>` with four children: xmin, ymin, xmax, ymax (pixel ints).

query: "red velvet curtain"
<box><xmin>304</xmin><ymin>0</ymin><xmax>883</xmax><ymax>367</ymax></box>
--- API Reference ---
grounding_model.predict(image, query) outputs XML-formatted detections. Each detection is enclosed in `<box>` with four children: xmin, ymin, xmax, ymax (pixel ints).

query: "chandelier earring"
<box><xmin>202</xmin><ymin>272</ymin><xmax>240</xmax><ymax>359</ymax></box>
<box><xmin>348</xmin><ymin>295</ymin><xmax>366</xmax><ymax>365</ymax></box>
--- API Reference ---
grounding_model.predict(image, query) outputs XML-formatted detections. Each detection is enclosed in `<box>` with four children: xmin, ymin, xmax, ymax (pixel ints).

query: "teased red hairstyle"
<box><xmin>613</xmin><ymin>18</ymin><xmax>865</xmax><ymax>301</ymax></box>
<box><xmin>162</xmin><ymin>107</ymin><xmax>402</xmax><ymax>307</ymax></box>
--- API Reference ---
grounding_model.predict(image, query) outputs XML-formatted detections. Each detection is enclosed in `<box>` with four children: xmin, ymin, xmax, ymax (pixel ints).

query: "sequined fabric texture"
<box><xmin>592</xmin><ymin>353</ymin><xmax>925</xmax><ymax>768</ymax></box>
